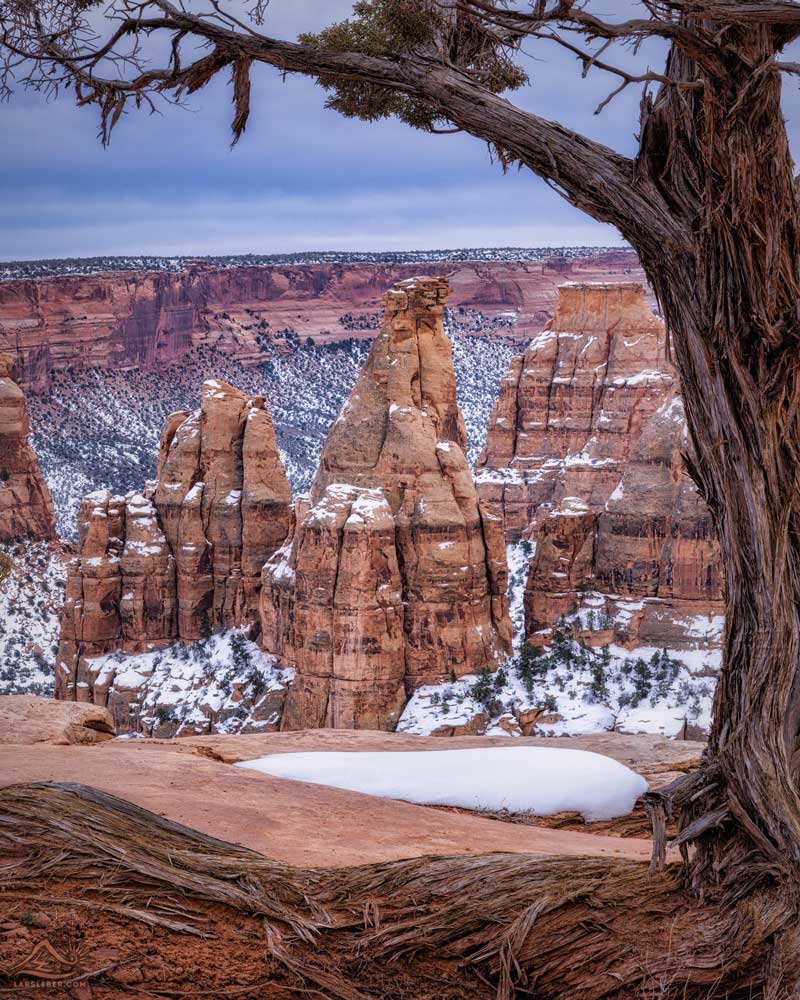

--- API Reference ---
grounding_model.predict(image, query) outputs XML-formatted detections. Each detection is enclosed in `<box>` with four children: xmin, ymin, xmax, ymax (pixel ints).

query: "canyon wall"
<box><xmin>0</xmin><ymin>254</ymin><xmax>646</xmax><ymax>391</ymax></box>
<box><xmin>477</xmin><ymin>283</ymin><xmax>723</xmax><ymax>648</ymax></box>
<box><xmin>0</xmin><ymin>353</ymin><xmax>56</xmax><ymax>540</ymax></box>
<box><xmin>259</xmin><ymin>277</ymin><xmax>513</xmax><ymax>731</ymax></box>
<box><xmin>56</xmin><ymin>379</ymin><xmax>291</xmax><ymax>712</ymax></box>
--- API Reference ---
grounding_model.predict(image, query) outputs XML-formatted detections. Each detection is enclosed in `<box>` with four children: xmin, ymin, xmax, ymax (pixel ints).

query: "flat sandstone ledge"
<box><xmin>0</xmin><ymin>742</ymin><xmax>667</xmax><ymax>867</ymax></box>
<box><xmin>131</xmin><ymin>728</ymin><xmax>704</xmax><ymax>784</ymax></box>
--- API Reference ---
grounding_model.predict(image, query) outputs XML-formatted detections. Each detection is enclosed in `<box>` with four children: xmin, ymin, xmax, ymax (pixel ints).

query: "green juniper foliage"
<box><xmin>300</xmin><ymin>0</ymin><xmax>527</xmax><ymax>134</ymax></box>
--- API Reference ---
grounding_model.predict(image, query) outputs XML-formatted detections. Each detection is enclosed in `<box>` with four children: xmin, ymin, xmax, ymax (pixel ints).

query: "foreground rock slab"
<box><xmin>0</xmin><ymin>694</ymin><xmax>115</xmax><ymax>745</ymax></box>
<box><xmin>0</xmin><ymin>739</ymin><xmax>661</xmax><ymax>866</ymax></box>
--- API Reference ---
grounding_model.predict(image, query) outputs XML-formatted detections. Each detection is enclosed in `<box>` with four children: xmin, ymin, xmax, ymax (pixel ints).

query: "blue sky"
<box><xmin>2</xmin><ymin>1</ymin><xmax>800</xmax><ymax>260</ymax></box>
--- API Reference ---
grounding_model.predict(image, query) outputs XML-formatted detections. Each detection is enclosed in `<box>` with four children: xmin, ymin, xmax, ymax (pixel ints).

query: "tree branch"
<box><xmin>7</xmin><ymin>0</ymin><xmax>681</xmax><ymax>246</ymax></box>
<box><xmin>456</xmin><ymin>0</ymin><xmax>726</xmax><ymax>75</ymax></box>
<box><xmin>527</xmin><ymin>28</ymin><xmax>703</xmax><ymax>115</ymax></box>
<box><xmin>2</xmin><ymin>0</ymin><xmax>692</xmax><ymax>251</ymax></box>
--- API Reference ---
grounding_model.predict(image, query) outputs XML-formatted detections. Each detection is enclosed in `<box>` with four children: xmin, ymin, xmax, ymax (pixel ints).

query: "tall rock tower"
<box><xmin>477</xmin><ymin>282</ymin><xmax>723</xmax><ymax>650</ymax></box>
<box><xmin>0</xmin><ymin>353</ymin><xmax>56</xmax><ymax>541</ymax></box>
<box><xmin>476</xmin><ymin>282</ymin><xmax>674</xmax><ymax>541</ymax></box>
<box><xmin>56</xmin><ymin>380</ymin><xmax>291</xmax><ymax>703</ymax></box>
<box><xmin>260</xmin><ymin>277</ymin><xmax>513</xmax><ymax>731</ymax></box>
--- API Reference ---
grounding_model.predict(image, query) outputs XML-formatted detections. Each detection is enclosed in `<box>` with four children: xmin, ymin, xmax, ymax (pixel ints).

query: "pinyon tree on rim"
<box><xmin>4</xmin><ymin>0</ymin><xmax>800</xmax><ymax>995</ymax></box>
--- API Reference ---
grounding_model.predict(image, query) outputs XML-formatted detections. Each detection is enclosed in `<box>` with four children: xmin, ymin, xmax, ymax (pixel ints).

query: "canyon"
<box><xmin>0</xmin><ymin>252</ymin><xmax>646</xmax><ymax>391</ymax></box>
<box><xmin>0</xmin><ymin>257</ymin><xmax>724</xmax><ymax>740</ymax></box>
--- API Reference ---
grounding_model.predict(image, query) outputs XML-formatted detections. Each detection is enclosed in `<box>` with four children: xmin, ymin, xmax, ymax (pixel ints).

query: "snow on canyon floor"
<box><xmin>237</xmin><ymin>746</ymin><xmax>648</xmax><ymax>821</ymax></box>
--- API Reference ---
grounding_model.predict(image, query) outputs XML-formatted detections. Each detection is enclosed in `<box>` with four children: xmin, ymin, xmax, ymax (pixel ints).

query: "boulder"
<box><xmin>0</xmin><ymin>694</ymin><xmax>115</xmax><ymax>745</ymax></box>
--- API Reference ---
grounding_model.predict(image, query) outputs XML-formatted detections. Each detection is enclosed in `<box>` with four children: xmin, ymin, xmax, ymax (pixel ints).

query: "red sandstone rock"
<box><xmin>260</xmin><ymin>277</ymin><xmax>513</xmax><ymax>731</ymax></box>
<box><xmin>0</xmin><ymin>695</ymin><xmax>115</xmax><ymax>745</ymax></box>
<box><xmin>56</xmin><ymin>381</ymin><xmax>291</xmax><ymax>703</ymax></box>
<box><xmin>477</xmin><ymin>282</ymin><xmax>673</xmax><ymax>541</ymax></box>
<box><xmin>0</xmin><ymin>256</ymin><xmax>649</xmax><ymax>391</ymax></box>
<box><xmin>0</xmin><ymin>354</ymin><xmax>55</xmax><ymax>541</ymax></box>
<box><xmin>523</xmin><ymin>498</ymin><xmax>598</xmax><ymax>635</ymax></box>
<box><xmin>476</xmin><ymin>283</ymin><xmax>723</xmax><ymax>649</ymax></box>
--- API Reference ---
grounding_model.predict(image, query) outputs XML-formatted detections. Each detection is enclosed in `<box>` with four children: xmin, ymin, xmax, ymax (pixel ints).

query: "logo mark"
<box><xmin>4</xmin><ymin>938</ymin><xmax>89</xmax><ymax>982</ymax></box>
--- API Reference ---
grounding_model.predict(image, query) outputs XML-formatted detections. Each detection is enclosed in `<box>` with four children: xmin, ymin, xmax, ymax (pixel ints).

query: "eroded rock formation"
<box><xmin>476</xmin><ymin>282</ymin><xmax>674</xmax><ymax>540</ymax></box>
<box><xmin>477</xmin><ymin>283</ymin><xmax>723</xmax><ymax>648</ymax></box>
<box><xmin>0</xmin><ymin>353</ymin><xmax>56</xmax><ymax>541</ymax></box>
<box><xmin>524</xmin><ymin>394</ymin><xmax>723</xmax><ymax>647</ymax></box>
<box><xmin>260</xmin><ymin>277</ymin><xmax>513</xmax><ymax>731</ymax></box>
<box><xmin>56</xmin><ymin>379</ymin><xmax>291</xmax><ymax>704</ymax></box>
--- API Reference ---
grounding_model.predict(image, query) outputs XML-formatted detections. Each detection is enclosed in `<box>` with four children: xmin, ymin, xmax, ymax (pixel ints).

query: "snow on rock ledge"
<box><xmin>89</xmin><ymin>628</ymin><xmax>293</xmax><ymax>738</ymax></box>
<box><xmin>237</xmin><ymin>746</ymin><xmax>648</xmax><ymax>822</ymax></box>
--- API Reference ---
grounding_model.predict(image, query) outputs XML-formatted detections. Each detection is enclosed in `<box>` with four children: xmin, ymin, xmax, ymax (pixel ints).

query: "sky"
<box><xmin>2</xmin><ymin>1</ymin><xmax>800</xmax><ymax>260</ymax></box>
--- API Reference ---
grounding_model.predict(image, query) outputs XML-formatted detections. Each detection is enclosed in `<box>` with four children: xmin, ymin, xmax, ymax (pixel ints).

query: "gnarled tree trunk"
<box><xmin>633</xmin><ymin>24</ymin><xmax>800</xmax><ymax>990</ymax></box>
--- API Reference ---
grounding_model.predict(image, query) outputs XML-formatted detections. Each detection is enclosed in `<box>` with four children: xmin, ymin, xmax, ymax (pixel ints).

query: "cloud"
<box><xmin>2</xmin><ymin>1</ymin><xmax>799</xmax><ymax>259</ymax></box>
<box><xmin>0</xmin><ymin>181</ymin><xmax>622</xmax><ymax>258</ymax></box>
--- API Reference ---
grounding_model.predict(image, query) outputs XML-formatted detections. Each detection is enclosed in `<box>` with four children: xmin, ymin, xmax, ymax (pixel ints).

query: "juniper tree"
<box><xmin>5</xmin><ymin>0</ymin><xmax>800</xmax><ymax>994</ymax></box>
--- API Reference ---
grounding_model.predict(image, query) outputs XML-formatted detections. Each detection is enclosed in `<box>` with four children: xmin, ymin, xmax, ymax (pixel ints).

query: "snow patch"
<box><xmin>238</xmin><ymin>746</ymin><xmax>648</xmax><ymax>821</ymax></box>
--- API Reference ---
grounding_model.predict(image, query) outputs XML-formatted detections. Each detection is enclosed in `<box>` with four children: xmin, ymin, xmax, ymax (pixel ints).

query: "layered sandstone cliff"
<box><xmin>0</xmin><ymin>353</ymin><xmax>56</xmax><ymax>540</ymax></box>
<box><xmin>259</xmin><ymin>277</ymin><xmax>513</xmax><ymax>731</ymax></box>
<box><xmin>524</xmin><ymin>394</ymin><xmax>723</xmax><ymax>648</ymax></box>
<box><xmin>0</xmin><ymin>255</ymin><xmax>647</xmax><ymax>390</ymax></box>
<box><xmin>477</xmin><ymin>283</ymin><xmax>723</xmax><ymax>648</ymax></box>
<box><xmin>476</xmin><ymin>282</ymin><xmax>674</xmax><ymax>540</ymax></box>
<box><xmin>56</xmin><ymin>379</ymin><xmax>291</xmax><ymax>706</ymax></box>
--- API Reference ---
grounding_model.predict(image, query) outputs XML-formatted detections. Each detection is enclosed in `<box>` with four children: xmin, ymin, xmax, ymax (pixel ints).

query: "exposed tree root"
<box><xmin>0</xmin><ymin>782</ymin><xmax>797</xmax><ymax>999</ymax></box>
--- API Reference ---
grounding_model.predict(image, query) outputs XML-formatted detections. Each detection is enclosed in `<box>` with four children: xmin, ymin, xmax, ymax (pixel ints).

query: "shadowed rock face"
<box><xmin>475</xmin><ymin>283</ymin><xmax>723</xmax><ymax>649</ymax></box>
<box><xmin>260</xmin><ymin>277</ymin><xmax>513</xmax><ymax>731</ymax></box>
<box><xmin>56</xmin><ymin>380</ymin><xmax>291</xmax><ymax>704</ymax></box>
<box><xmin>0</xmin><ymin>353</ymin><xmax>55</xmax><ymax>541</ymax></box>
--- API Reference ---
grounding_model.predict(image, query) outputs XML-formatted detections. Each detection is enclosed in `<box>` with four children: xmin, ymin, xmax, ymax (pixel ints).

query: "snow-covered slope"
<box><xmin>0</xmin><ymin>541</ymin><xmax>65</xmax><ymax>696</ymax></box>
<box><xmin>397</xmin><ymin>541</ymin><xmax>720</xmax><ymax>740</ymax></box>
<box><xmin>95</xmin><ymin>629</ymin><xmax>292</xmax><ymax>738</ymax></box>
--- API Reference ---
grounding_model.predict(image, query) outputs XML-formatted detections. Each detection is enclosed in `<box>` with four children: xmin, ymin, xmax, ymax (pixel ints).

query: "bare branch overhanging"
<box><xmin>0</xmin><ymin>0</ymin><xmax>797</xmax><ymax>248</ymax></box>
